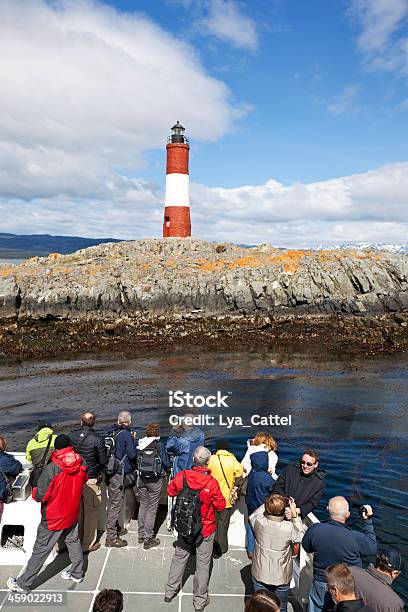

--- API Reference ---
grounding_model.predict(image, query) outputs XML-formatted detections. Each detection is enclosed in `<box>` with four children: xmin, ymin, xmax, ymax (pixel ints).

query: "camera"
<box><xmin>358</xmin><ymin>504</ymin><xmax>373</xmax><ymax>519</ymax></box>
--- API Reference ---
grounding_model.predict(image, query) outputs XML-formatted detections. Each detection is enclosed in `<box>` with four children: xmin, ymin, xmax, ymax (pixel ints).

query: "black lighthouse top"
<box><xmin>169</xmin><ymin>121</ymin><xmax>188</xmax><ymax>144</ymax></box>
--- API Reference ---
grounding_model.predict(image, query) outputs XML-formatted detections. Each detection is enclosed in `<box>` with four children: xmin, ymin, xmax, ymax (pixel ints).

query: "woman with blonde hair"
<box><xmin>241</xmin><ymin>432</ymin><xmax>278</xmax><ymax>480</ymax></box>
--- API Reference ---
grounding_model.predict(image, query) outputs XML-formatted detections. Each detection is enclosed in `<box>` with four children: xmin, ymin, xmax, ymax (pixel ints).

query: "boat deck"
<box><xmin>0</xmin><ymin>509</ymin><xmax>301</xmax><ymax>612</ymax></box>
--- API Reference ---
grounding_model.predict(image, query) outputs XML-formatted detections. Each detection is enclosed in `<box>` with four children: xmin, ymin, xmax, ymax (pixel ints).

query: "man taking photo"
<box><xmin>301</xmin><ymin>497</ymin><xmax>377</xmax><ymax>612</ymax></box>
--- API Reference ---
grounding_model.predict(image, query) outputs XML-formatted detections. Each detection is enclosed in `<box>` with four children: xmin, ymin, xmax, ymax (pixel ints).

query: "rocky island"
<box><xmin>1</xmin><ymin>239</ymin><xmax>408</xmax><ymax>359</ymax></box>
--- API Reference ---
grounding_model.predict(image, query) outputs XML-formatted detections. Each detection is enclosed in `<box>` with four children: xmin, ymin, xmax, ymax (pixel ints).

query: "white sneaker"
<box><xmin>7</xmin><ymin>577</ymin><xmax>28</xmax><ymax>593</ymax></box>
<box><xmin>60</xmin><ymin>570</ymin><xmax>83</xmax><ymax>583</ymax></box>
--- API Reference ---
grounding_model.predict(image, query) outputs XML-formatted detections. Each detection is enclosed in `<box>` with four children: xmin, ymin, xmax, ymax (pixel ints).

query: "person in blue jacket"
<box><xmin>302</xmin><ymin>496</ymin><xmax>377</xmax><ymax>612</ymax></box>
<box><xmin>166</xmin><ymin>417</ymin><xmax>205</xmax><ymax>475</ymax></box>
<box><xmin>165</xmin><ymin>417</ymin><xmax>204</xmax><ymax>531</ymax></box>
<box><xmin>105</xmin><ymin>411</ymin><xmax>138</xmax><ymax>548</ymax></box>
<box><xmin>0</xmin><ymin>436</ymin><xmax>22</xmax><ymax>521</ymax></box>
<box><xmin>245</xmin><ymin>451</ymin><xmax>274</xmax><ymax>558</ymax></box>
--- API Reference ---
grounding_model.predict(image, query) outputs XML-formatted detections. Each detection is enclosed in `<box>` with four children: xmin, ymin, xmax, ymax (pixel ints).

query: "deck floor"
<box><xmin>0</xmin><ymin>512</ymin><xmax>299</xmax><ymax>612</ymax></box>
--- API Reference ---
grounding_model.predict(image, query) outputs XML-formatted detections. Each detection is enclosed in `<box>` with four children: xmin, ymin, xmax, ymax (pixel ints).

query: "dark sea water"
<box><xmin>0</xmin><ymin>346</ymin><xmax>407</xmax><ymax>602</ymax></box>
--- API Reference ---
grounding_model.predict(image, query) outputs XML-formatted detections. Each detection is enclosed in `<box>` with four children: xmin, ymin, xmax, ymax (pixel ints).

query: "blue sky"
<box><xmin>110</xmin><ymin>0</ymin><xmax>408</xmax><ymax>187</ymax></box>
<box><xmin>0</xmin><ymin>0</ymin><xmax>407</xmax><ymax>246</ymax></box>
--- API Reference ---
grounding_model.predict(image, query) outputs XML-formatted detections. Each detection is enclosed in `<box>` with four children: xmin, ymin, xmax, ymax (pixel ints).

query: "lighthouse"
<box><xmin>163</xmin><ymin>121</ymin><xmax>191</xmax><ymax>238</ymax></box>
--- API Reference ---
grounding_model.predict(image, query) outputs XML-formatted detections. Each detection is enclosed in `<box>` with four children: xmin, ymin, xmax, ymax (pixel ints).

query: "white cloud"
<box><xmin>0</xmin><ymin>0</ymin><xmax>406</xmax><ymax>249</ymax></box>
<box><xmin>1</xmin><ymin>163</ymin><xmax>408</xmax><ymax>248</ymax></box>
<box><xmin>349</xmin><ymin>0</ymin><xmax>408</xmax><ymax>75</ymax></box>
<box><xmin>397</xmin><ymin>97</ymin><xmax>408</xmax><ymax>110</ymax></box>
<box><xmin>192</xmin><ymin>162</ymin><xmax>408</xmax><ymax>224</ymax></box>
<box><xmin>0</xmin><ymin>0</ymin><xmax>245</xmax><ymax>201</ymax></box>
<box><xmin>326</xmin><ymin>85</ymin><xmax>361</xmax><ymax>116</ymax></box>
<box><xmin>202</xmin><ymin>0</ymin><xmax>258</xmax><ymax>51</ymax></box>
<box><xmin>170</xmin><ymin>0</ymin><xmax>258</xmax><ymax>50</ymax></box>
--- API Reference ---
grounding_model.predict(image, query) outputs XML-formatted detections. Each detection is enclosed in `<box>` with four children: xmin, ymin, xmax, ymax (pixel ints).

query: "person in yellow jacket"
<box><xmin>26</xmin><ymin>423</ymin><xmax>57</xmax><ymax>467</ymax></box>
<box><xmin>209</xmin><ymin>439</ymin><xmax>243</xmax><ymax>557</ymax></box>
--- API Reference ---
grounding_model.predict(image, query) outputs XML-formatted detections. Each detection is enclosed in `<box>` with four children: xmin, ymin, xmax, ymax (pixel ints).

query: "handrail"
<box><xmin>166</xmin><ymin>135</ymin><xmax>189</xmax><ymax>143</ymax></box>
<box><xmin>293</xmin><ymin>512</ymin><xmax>319</xmax><ymax>609</ymax></box>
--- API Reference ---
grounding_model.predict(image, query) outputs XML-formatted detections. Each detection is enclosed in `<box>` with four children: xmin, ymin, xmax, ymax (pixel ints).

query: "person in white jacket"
<box><xmin>241</xmin><ymin>432</ymin><xmax>278</xmax><ymax>480</ymax></box>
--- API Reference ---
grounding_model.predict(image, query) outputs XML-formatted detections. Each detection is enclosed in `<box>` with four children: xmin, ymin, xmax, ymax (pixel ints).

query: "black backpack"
<box><xmin>137</xmin><ymin>442</ymin><xmax>162</xmax><ymax>480</ymax></box>
<box><xmin>172</xmin><ymin>475</ymin><xmax>203</xmax><ymax>546</ymax></box>
<box><xmin>104</xmin><ymin>430</ymin><xmax>126</xmax><ymax>477</ymax></box>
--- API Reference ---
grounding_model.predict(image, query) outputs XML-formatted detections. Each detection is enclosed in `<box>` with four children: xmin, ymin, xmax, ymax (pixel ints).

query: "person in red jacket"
<box><xmin>164</xmin><ymin>446</ymin><xmax>226</xmax><ymax>612</ymax></box>
<box><xmin>7</xmin><ymin>434</ymin><xmax>88</xmax><ymax>593</ymax></box>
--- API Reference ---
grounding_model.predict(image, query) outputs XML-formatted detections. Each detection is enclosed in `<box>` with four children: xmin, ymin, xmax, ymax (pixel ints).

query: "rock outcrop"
<box><xmin>1</xmin><ymin>239</ymin><xmax>408</xmax><ymax>319</ymax></box>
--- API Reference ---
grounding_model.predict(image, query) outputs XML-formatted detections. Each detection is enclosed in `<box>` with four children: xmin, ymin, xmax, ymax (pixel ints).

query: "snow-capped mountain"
<box><xmin>314</xmin><ymin>243</ymin><xmax>408</xmax><ymax>254</ymax></box>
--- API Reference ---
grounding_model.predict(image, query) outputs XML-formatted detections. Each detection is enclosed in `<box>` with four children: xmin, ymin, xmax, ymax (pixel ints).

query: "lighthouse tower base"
<box><xmin>163</xmin><ymin>206</ymin><xmax>191</xmax><ymax>238</ymax></box>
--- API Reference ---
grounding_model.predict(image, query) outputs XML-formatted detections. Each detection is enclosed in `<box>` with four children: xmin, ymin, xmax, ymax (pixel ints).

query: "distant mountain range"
<box><xmin>315</xmin><ymin>242</ymin><xmax>408</xmax><ymax>254</ymax></box>
<box><xmin>1</xmin><ymin>233</ymin><xmax>407</xmax><ymax>259</ymax></box>
<box><xmin>0</xmin><ymin>233</ymin><xmax>122</xmax><ymax>258</ymax></box>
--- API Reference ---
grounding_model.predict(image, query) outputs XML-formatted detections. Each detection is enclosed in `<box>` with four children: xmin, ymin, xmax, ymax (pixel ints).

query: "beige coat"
<box><xmin>250</xmin><ymin>507</ymin><xmax>306</xmax><ymax>586</ymax></box>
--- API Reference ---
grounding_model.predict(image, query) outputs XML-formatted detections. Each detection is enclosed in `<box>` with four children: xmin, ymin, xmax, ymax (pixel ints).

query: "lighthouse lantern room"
<box><xmin>163</xmin><ymin>121</ymin><xmax>191</xmax><ymax>238</ymax></box>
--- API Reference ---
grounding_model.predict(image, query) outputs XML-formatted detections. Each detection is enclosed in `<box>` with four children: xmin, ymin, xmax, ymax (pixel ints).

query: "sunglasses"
<box><xmin>301</xmin><ymin>460</ymin><xmax>315</xmax><ymax>467</ymax></box>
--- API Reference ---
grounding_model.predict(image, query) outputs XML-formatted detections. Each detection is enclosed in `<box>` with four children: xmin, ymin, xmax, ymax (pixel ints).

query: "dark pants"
<box><xmin>215</xmin><ymin>507</ymin><xmax>231</xmax><ymax>554</ymax></box>
<box><xmin>106</xmin><ymin>473</ymin><xmax>124</xmax><ymax>540</ymax></box>
<box><xmin>17</xmin><ymin>521</ymin><xmax>83</xmax><ymax>590</ymax></box>
<box><xmin>252</xmin><ymin>576</ymin><xmax>290</xmax><ymax>612</ymax></box>
<box><xmin>136</xmin><ymin>477</ymin><xmax>163</xmax><ymax>540</ymax></box>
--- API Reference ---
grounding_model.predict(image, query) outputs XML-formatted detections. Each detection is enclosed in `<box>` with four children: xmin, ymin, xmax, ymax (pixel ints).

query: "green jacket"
<box><xmin>26</xmin><ymin>427</ymin><xmax>57</xmax><ymax>467</ymax></box>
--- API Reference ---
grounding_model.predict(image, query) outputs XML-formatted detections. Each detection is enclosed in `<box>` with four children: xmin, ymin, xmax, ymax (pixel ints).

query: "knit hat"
<box><xmin>54</xmin><ymin>434</ymin><xmax>71</xmax><ymax>450</ymax></box>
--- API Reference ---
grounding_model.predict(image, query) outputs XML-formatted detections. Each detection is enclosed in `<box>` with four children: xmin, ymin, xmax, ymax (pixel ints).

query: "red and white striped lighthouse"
<box><xmin>163</xmin><ymin>121</ymin><xmax>191</xmax><ymax>238</ymax></box>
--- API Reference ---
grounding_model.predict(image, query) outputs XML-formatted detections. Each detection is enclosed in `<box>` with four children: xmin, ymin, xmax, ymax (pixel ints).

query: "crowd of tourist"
<box><xmin>0</xmin><ymin>411</ymin><xmax>405</xmax><ymax>612</ymax></box>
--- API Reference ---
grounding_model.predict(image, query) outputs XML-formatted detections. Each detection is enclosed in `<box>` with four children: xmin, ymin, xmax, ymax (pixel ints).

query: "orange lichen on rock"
<box><xmin>197</xmin><ymin>259</ymin><xmax>226</xmax><ymax>272</ymax></box>
<box><xmin>0</xmin><ymin>267</ymin><xmax>14</xmax><ymax>278</ymax></box>
<box><xmin>348</xmin><ymin>250</ymin><xmax>381</xmax><ymax>261</ymax></box>
<box><xmin>227</xmin><ymin>256</ymin><xmax>258</xmax><ymax>269</ymax></box>
<box><xmin>48</xmin><ymin>253</ymin><xmax>61</xmax><ymax>262</ymax></box>
<box><xmin>270</xmin><ymin>250</ymin><xmax>310</xmax><ymax>273</ymax></box>
<box><xmin>86</xmin><ymin>264</ymin><xmax>103</xmax><ymax>276</ymax></box>
<box><xmin>197</xmin><ymin>256</ymin><xmax>262</xmax><ymax>272</ymax></box>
